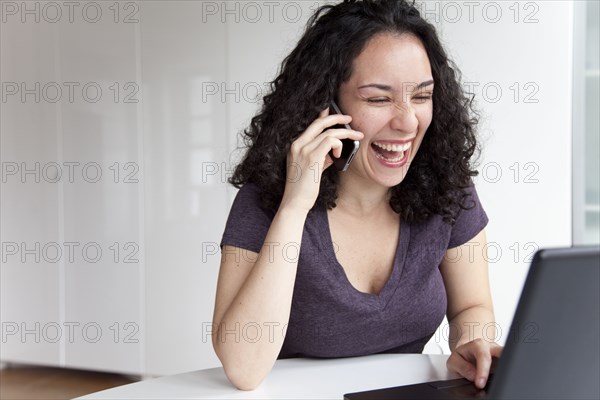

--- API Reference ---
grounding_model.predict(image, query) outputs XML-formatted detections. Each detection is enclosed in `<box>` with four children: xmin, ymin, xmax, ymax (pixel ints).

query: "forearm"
<box><xmin>448</xmin><ymin>305</ymin><xmax>496</xmax><ymax>352</ymax></box>
<box><xmin>213</xmin><ymin>205</ymin><xmax>307</xmax><ymax>389</ymax></box>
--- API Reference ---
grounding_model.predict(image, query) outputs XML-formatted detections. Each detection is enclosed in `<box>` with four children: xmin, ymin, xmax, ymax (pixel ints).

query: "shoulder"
<box><xmin>231</xmin><ymin>182</ymin><xmax>275</xmax><ymax>216</ymax></box>
<box><xmin>233</xmin><ymin>181</ymin><xmax>261</xmax><ymax>201</ymax></box>
<box><xmin>448</xmin><ymin>183</ymin><xmax>488</xmax><ymax>248</ymax></box>
<box><xmin>220</xmin><ymin>183</ymin><xmax>276</xmax><ymax>253</ymax></box>
<box><xmin>457</xmin><ymin>183</ymin><xmax>483</xmax><ymax>210</ymax></box>
<box><xmin>410</xmin><ymin>183</ymin><xmax>488</xmax><ymax>250</ymax></box>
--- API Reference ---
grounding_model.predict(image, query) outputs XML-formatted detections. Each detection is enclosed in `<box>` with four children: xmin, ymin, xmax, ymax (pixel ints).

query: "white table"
<box><xmin>78</xmin><ymin>354</ymin><xmax>460</xmax><ymax>399</ymax></box>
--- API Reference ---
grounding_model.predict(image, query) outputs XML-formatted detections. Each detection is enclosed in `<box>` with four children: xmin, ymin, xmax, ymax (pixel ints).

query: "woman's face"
<box><xmin>337</xmin><ymin>33</ymin><xmax>434</xmax><ymax>188</ymax></box>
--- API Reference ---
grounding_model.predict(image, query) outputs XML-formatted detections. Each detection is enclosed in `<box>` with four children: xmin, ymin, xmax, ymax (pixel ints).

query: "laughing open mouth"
<box><xmin>371</xmin><ymin>141</ymin><xmax>412</xmax><ymax>163</ymax></box>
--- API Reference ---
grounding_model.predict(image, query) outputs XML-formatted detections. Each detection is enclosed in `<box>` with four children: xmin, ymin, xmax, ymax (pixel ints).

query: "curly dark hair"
<box><xmin>229</xmin><ymin>0</ymin><xmax>480</xmax><ymax>224</ymax></box>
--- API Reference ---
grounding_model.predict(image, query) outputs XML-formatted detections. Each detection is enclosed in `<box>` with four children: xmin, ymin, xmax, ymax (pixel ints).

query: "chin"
<box><xmin>366</xmin><ymin>152</ymin><xmax>414</xmax><ymax>188</ymax></box>
<box><xmin>374</xmin><ymin>173</ymin><xmax>408</xmax><ymax>188</ymax></box>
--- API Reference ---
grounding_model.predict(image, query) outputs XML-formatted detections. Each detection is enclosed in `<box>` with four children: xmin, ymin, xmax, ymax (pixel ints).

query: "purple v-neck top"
<box><xmin>220</xmin><ymin>183</ymin><xmax>488</xmax><ymax>359</ymax></box>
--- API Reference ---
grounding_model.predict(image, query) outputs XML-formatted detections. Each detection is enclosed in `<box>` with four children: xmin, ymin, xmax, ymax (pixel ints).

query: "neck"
<box><xmin>334</xmin><ymin>168</ymin><xmax>392</xmax><ymax>218</ymax></box>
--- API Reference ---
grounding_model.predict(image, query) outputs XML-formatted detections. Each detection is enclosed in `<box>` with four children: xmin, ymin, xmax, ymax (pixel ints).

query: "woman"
<box><xmin>212</xmin><ymin>0</ymin><xmax>502</xmax><ymax>390</ymax></box>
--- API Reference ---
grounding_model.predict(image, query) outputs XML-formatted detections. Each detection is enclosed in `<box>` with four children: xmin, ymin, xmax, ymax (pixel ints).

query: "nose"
<box><xmin>389</xmin><ymin>101</ymin><xmax>418</xmax><ymax>134</ymax></box>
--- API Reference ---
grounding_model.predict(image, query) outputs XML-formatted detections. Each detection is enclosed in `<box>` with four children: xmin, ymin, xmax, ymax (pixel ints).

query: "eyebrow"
<box><xmin>357</xmin><ymin>80</ymin><xmax>435</xmax><ymax>91</ymax></box>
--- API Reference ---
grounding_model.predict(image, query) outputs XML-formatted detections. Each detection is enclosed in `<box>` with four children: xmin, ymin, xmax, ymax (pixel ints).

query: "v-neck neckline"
<box><xmin>317</xmin><ymin>204</ymin><xmax>410</xmax><ymax>309</ymax></box>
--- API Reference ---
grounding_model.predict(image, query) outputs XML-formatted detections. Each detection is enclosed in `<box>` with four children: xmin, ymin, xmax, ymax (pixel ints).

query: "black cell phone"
<box><xmin>328</xmin><ymin>101</ymin><xmax>360</xmax><ymax>172</ymax></box>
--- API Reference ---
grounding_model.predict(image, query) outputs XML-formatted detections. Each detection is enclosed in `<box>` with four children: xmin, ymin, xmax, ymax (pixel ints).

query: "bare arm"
<box><xmin>440</xmin><ymin>229</ymin><xmax>503</xmax><ymax>389</ymax></box>
<box><xmin>212</xmin><ymin>206</ymin><xmax>308</xmax><ymax>390</ymax></box>
<box><xmin>441</xmin><ymin>229</ymin><xmax>495</xmax><ymax>350</ymax></box>
<box><xmin>212</xmin><ymin>108</ymin><xmax>364</xmax><ymax>390</ymax></box>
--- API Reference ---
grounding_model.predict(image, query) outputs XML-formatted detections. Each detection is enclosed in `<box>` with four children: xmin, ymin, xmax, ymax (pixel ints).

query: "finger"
<box><xmin>322</xmin><ymin>127</ymin><xmax>364</xmax><ymax>139</ymax></box>
<box><xmin>323</xmin><ymin>154</ymin><xmax>334</xmax><ymax>170</ymax></box>
<box><xmin>306</xmin><ymin>129</ymin><xmax>363</xmax><ymax>161</ymax></box>
<box><xmin>490</xmin><ymin>343</ymin><xmax>504</xmax><ymax>358</ymax></box>
<box><xmin>447</xmin><ymin>352</ymin><xmax>477</xmax><ymax>382</ymax></box>
<box><xmin>473</xmin><ymin>346</ymin><xmax>493</xmax><ymax>389</ymax></box>
<box><xmin>307</xmin><ymin>114</ymin><xmax>353</xmax><ymax>139</ymax></box>
<box><xmin>488</xmin><ymin>344</ymin><xmax>503</xmax><ymax>374</ymax></box>
<box><xmin>308</xmin><ymin>146</ymin><xmax>337</xmax><ymax>176</ymax></box>
<box><xmin>319</xmin><ymin>107</ymin><xmax>329</xmax><ymax>118</ymax></box>
<box><xmin>320</xmin><ymin>128</ymin><xmax>363</xmax><ymax>142</ymax></box>
<box><xmin>314</xmin><ymin>135</ymin><xmax>343</xmax><ymax>163</ymax></box>
<box><xmin>305</xmin><ymin>128</ymin><xmax>363</xmax><ymax>152</ymax></box>
<box><xmin>294</xmin><ymin>114</ymin><xmax>353</xmax><ymax>146</ymax></box>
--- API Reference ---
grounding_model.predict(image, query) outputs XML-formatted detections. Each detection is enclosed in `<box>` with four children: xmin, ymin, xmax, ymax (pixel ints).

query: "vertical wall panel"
<box><xmin>1</xmin><ymin>13</ymin><xmax>62</xmax><ymax>366</ymax></box>
<box><xmin>57</xmin><ymin>5</ymin><xmax>142</xmax><ymax>373</ymax></box>
<box><xmin>140</xmin><ymin>1</ymin><xmax>228</xmax><ymax>375</ymax></box>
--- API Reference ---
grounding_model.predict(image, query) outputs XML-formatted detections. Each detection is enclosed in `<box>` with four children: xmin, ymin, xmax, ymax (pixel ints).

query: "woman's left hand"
<box><xmin>446</xmin><ymin>338</ymin><xmax>503</xmax><ymax>389</ymax></box>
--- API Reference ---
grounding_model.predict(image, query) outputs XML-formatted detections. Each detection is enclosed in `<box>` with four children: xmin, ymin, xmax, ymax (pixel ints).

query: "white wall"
<box><xmin>1</xmin><ymin>0</ymin><xmax>573</xmax><ymax>375</ymax></box>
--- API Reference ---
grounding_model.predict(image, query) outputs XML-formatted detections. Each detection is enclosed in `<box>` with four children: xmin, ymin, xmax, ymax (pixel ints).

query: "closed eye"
<box><xmin>413</xmin><ymin>94</ymin><xmax>432</xmax><ymax>103</ymax></box>
<box><xmin>366</xmin><ymin>98</ymin><xmax>390</xmax><ymax>104</ymax></box>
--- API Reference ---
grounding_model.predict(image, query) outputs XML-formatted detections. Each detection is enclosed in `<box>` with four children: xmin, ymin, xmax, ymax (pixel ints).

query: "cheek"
<box><xmin>350</xmin><ymin>113</ymin><xmax>370</xmax><ymax>136</ymax></box>
<box><xmin>416</xmin><ymin>106</ymin><xmax>433</xmax><ymax>133</ymax></box>
<box><xmin>352</xmin><ymin>109</ymin><xmax>387</xmax><ymax>137</ymax></box>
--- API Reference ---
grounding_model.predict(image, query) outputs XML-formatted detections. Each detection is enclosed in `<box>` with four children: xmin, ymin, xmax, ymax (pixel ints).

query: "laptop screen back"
<box><xmin>488</xmin><ymin>247</ymin><xmax>600</xmax><ymax>399</ymax></box>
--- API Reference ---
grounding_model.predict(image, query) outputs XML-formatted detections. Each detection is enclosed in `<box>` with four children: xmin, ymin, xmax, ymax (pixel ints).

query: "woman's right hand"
<box><xmin>280</xmin><ymin>107</ymin><xmax>364</xmax><ymax>213</ymax></box>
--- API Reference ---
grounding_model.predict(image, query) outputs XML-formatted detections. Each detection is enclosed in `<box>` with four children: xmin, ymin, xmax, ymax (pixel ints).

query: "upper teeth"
<box><xmin>373</xmin><ymin>142</ymin><xmax>411</xmax><ymax>152</ymax></box>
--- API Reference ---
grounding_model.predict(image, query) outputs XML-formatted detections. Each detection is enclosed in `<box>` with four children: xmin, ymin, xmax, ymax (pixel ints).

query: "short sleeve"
<box><xmin>447</xmin><ymin>185</ymin><xmax>489</xmax><ymax>249</ymax></box>
<box><xmin>220</xmin><ymin>183</ymin><xmax>276</xmax><ymax>254</ymax></box>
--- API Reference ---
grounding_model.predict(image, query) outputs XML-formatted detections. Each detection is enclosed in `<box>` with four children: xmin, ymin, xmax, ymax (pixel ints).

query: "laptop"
<box><xmin>344</xmin><ymin>246</ymin><xmax>600</xmax><ymax>400</ymax></box>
